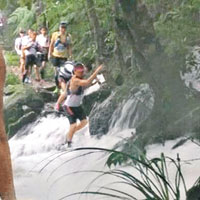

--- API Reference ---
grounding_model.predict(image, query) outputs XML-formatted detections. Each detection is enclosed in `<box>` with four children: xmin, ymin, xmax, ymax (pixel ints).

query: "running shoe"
<box><xmin>53</xmin><ymin>87</ymin><xmax>60</xmax><ymax>94</ymax></box>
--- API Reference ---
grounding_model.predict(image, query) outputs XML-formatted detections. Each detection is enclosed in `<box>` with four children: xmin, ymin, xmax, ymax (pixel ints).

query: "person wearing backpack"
<box><xmin>48</xmin><ymin>22</ymin><xmax>72</xmax><ymax>93</ymax></box>
<box><xmin>54</xmin><ymin>61</ymin><xmax>74</xmax><ymax>111</ymax></box>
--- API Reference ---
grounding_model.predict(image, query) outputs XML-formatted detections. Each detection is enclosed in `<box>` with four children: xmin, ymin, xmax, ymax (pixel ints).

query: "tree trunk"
<box><xmin>112</xmin><ymin>2</ymin><xmax>127</xmax><ymax>77</ymax></box>
<box><xmin>0</xmin><ymin>48</ymin><xmax>16</xmax><ymax>200</ymax></box>
<box><xmin>86</xmin><ymin>0</ymin><xmax>104</xmax><ymax>64</ymax></box>
<box><xmin>114</xmin><ymin>0</ymin><xmax>200</xmax><ymax>142</ymax></box>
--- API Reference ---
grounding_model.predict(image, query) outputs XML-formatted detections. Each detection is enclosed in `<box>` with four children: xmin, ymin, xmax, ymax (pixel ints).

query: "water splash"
<box><xmin>8</xmin><ymin>83</ymin><xmax>200</xmax><ymax>200</ymax></box>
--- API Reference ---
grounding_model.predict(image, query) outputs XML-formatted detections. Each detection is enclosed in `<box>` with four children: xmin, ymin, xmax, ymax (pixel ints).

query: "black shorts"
<box><xmin>25</xmin><ymin>54</ymin><xmax>40</xmax><ymax>69</ymax></box>
<box><xmin>38</xmin><ymin>53</ymin><xmax>48</xmax><ymax>62</ymax></box>
<box><xmin>51</xmin><ymin>56</ymin><xmax>67</xmax><ymax>68</ymax></box>
<box><xmin>63</xmin><ymin>105</ymin><xmax>87</xmax><ymax>124</ymax></box>
<box><xmin>58</xmin><ymin>75</ymin><xmax>71</xmax><ymax>83</ymax></box>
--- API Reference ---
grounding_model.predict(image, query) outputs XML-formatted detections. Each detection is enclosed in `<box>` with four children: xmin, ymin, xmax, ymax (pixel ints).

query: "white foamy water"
<box><xmin>10</xmin><ymin>118</ymin><xmax>200</xmax><ymax>200</ymax></box>
<box><xmin>8</xmin><ymin>83</ymin><xmax>200</xmax><ymax>200</ymax></box>
<box><xmin>10</xmin><ymin>114</ymin><xmax>136</xmax><ymax>200</ymax></box>
<box><xmin>147</xmin><ymin>139</ymin><xmax>200</xmax><ymax>198</ymax></box>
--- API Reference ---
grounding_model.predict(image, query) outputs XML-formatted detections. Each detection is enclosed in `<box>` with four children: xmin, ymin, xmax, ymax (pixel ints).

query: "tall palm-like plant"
<box><xmin>7</xmin><ymin>6</ymin><xmax>36</xmax><ymax>35</ymax></box>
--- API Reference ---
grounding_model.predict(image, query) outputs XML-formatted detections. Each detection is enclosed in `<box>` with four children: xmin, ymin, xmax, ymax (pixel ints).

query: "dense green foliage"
<box><xmin>4</xmin><ymin>51</ymin><xmax>21</xmax><ymax>86</ymax></box>
<box><xmin>5</xmin><ymin>73</ymin><xmax>21</xmax><ymax>86</ymax></box>
<box><xmin>3</xmin><ymin>0</ymin><xmax>200</xmax><ymax>79</ymax></box>
<box><xmin>7</xmin><ymin>6</ymin><xmax>36</xmax><ymax>35</ymax></box>
<box><xmin>145</xmin><ymin>0</ymin><xmax>200</xmax><ymax>55</ymax></box>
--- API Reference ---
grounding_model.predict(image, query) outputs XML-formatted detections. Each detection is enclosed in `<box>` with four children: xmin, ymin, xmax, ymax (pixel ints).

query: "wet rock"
<box><xmin>187</xmin><ymin>184</ymin><xmax>200</xmax><ymax>200</ymax></box>
<box><xmin>89</xmin><ymin>84</ymin><xmax>154</xmax><ymax>136</ymax></box>
<box><xmin>3</xmin><ymin>84</ymin><xmax>55</xmax><ymax>137</ymax></box>
<box><xmin>83</xmin><ymin>85</ymin><xmax>112</xmax><ymax>116</ymax></box>
<box><xmin>3</xmin><ymin>85</ymin><xmax>16</xmax><ymax>96</ymax></box>
<box><xmin>89</xmin><ymin>91</ymin><xmax>117</xmax><ymax>135</ymax></box>
<box><xmin>8</xmin><ymin>111</ymin><xmax>37</xmax><ymax>137</ymax></box>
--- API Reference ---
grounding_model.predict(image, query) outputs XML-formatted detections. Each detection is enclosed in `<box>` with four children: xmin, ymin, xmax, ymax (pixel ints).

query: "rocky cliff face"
<box><xmin>89</xmin><ymin>84</ymin><xmax>154</xmax><ymax>136</ymax></box>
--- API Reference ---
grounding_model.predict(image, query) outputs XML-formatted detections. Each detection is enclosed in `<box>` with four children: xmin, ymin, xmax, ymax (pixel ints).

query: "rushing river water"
<box><xmin>8</xmin><ymin>83</ymin><xmax>200</xmax><ymax>200</ymax></box>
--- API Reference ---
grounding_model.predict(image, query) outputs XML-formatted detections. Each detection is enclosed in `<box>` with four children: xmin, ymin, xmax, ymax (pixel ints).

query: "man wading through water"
<box><xmin>63</xmin><ymin>62</ymin><xmax>102</xmax><ymax>147</ymax></box>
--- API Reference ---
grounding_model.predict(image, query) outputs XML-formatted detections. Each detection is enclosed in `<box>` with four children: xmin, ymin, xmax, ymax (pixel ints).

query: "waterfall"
<box><xmin>182</xmin><ymin>46</ymin><xmax>200</xmax><ymax>91</ymax></box>
<box><xmin>109</xmin><ymin>84</ymin><xmax>154</xmax><ymax>133</ymax></box>
<box><xmin>9</xmin><ymin>84</ymin><xmax>200</xmax><ymax>200</ymax></box>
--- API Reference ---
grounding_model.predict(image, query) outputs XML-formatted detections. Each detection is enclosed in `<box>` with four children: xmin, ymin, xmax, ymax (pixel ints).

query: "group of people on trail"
<box><xmin>15</xmin><ymin>26</ymin><xmax>50</xmax><ymax>83</ymax></box>
<box><xmin>14</xmin><ymin>22</ymin><xmax>103</xmax><ymax>147</ymax></box>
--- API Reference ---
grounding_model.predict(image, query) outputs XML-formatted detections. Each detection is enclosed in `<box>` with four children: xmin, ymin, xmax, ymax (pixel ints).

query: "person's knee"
<box><xmin>70</xmin><ymin>123</ymin><xmax>77</xmax><ymax>131</ymax></box>
<box><xmin>81</xmin><ymin>119</ymin><xmax>88</xmax><ymax>126</ymax></box>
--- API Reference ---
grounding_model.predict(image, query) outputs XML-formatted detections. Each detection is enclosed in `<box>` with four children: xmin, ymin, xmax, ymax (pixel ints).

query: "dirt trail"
<box><xmin>7</xmin><ymin>65</ymin><xmax>56</xmax><ymax>90</ymax></box>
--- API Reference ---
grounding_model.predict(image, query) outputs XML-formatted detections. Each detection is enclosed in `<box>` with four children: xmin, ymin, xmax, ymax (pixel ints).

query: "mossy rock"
<box><xmin>187</xmin><ymin>184</ymin><xmax>200</xmax><ymax>200</ymax></box>
<box><xmin>89</xmin><ymin>91</ymin><xmax>118</xmax><ymax>136</ymax></box>
<box><xmin>83</xmin><ymin>85</ymin><xmax>112</xmax><ymax>116</ymax></box>
<box><xmin>8</xmin><ymin>111</ymin><xmax>37</xmax><ymax>138</ymax></box>
<box><xmin>3</xmin><ymin>84</ymin><xmax>44</xmax><ymax>136</ymax></box>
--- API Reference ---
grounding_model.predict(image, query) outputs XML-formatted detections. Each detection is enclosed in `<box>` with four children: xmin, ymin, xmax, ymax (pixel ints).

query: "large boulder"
<box><xmin>89</xmin><ymin>91</ymin><xmax>118</xmax><ymax>136</ymax></box>
<box><xmin>89</xmin><ymin>84</ymin><xmax>154</xmax><ymax>136</ymax></box>
<box><xmin>187</xmin><ymin>183</ymin><xmax>200</xmax><ymax>200</ymax></box>
<box><xmin>3</xmin><ymin>84</ymin><xmax>56</xmax><ymax>137</ymax></box>
<box><xmin>83</xmin><ymin>85</ymin><xmax>112</xmax><ymax>116</ymax></box>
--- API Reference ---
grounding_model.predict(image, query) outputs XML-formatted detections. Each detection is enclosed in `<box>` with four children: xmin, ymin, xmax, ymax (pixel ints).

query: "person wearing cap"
<box><xmin>54</xmin><ymin>61</ymin><xmax>74</xmax><ymax>111</ymax></box>
<box><xmin>62</xmin><ymin>63</ymin><xmax>102</xmax><ymax>147</ymax></box>
<box><xmin>48</xmin><ymin>22</ymin><xmax>72</xmax><ymax>92</ymax></box>
<box><xmin>14</xmin><ymin>29</ymin><xmax>26</xmax><ymax>77</ymax></box>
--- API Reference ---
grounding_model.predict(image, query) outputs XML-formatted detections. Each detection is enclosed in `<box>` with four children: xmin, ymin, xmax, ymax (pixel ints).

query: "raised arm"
<box><xmin>75</xmin><ymin>65</ymin><xmax>103</xmax><ymax>87</ymax></box>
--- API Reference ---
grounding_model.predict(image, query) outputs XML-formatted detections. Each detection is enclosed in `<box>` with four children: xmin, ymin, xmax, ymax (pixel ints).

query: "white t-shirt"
<box><xmin>24</xmin><ymin>40</ymin><xmax>38</xmax><ymax>56</ymax></box>
<box><xmin>36</xmin><ymin>34</ymin><xmax>49</xmax><ymax>47</ymax></box>
<box><xmin>36</xmin><ymin>34</ymin><xmax>49</xmax><ymax>54</ymax></box>
<box><xmin>15</xmin><ymin>37</ymin><xmax>23</xmax><ymax>56</ymax></box>
<box><xmin>21</xmin><ymin>35</ymin><xmax>31</xmax><ymax>47</ymax></box>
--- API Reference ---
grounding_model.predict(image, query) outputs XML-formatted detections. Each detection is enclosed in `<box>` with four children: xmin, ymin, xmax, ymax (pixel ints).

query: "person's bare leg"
<box><xmin>34</xmin><ymin>66</ymin><xmax>40</xmax><ymax>81</ymax></box>
<box><xmin>40</xmin><ymin>61</ymin><xmax>46</xmax><ymax>80</ymax></box>
<box><xmin>67</xmin><ymin>119</ymin><xmax>88</xmax><ymax>142</ymax></box>
<box><xmin>56</xmin><ymin>92</ymin><xmax>66</xmax><ymax>105</ymax></box>
<box><xmin>55</xmin><ymin>82</ymin><xmax>66</xmax><ymax>108</ymax></box>
<box><xmin>20</xmin><ymin>57</ymin><xmax>25</xmax><ymax>77</ymax></box>
<box><xmin>66</xmin><ymin>123</ymin><xmax>77</xmax><ymax>142</ymax></box>
<box><xmin>75</xmin><ymin>119</ymin><xmax>88</xmax><ymax>132</ymax></box>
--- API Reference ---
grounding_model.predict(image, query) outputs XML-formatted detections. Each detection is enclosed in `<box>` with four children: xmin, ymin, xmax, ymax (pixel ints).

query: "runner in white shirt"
<box><xmin>22</xmin><ymin>31</ymin><xmax>41</xmax><ymax>83</ymax></box>
<box><xmin>36</xmin><ymin>27</ymin><xmax>49</xmax><ymax>80</ymax></box>
<box><xmin>21</xmin><ymin>29</ymin><xmax>33</xmax><ymax>47</ymax></box>
<box><xmin>14</xmin><ymin>29</ymin><xmax>26</xmax><ymax>77</ymax></box>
